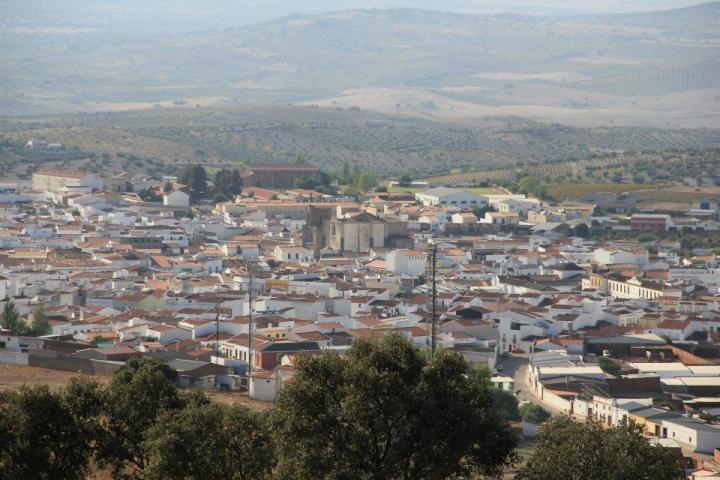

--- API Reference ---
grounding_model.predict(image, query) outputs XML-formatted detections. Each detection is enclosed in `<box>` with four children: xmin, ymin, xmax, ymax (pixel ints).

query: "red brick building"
<box><xmin>241</xmin><ymin>164</ymin><xmax>319</xmax><ymax>190</ymax></box>
<box><xmin>630</xmin><ymin>214</ymin><xmax>671</xmax><ymax>232</ymax></box>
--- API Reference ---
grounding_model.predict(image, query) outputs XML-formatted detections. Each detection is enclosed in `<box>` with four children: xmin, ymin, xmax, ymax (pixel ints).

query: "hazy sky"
<box><xmin>2</xmin><ymin>0</ymin><xmax>715</xmax><ymax>35</ymax></box>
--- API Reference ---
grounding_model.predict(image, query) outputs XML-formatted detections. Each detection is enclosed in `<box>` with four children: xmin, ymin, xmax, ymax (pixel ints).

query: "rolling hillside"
<box><xmin>1</xmin><ymin>107</ymin><xmax>718</xmax><ymax>179</ymax></box>
<box><xmin>1</xmin><ymin>4</ymin><xmax>719</xmax><ymax>127</ymax></box>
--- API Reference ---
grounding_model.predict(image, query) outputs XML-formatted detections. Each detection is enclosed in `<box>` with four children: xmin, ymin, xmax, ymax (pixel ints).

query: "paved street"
<box><xmin>496</xmin><ymin>354</ymin><xmax>565</xmax><ymax>416</ymax></box>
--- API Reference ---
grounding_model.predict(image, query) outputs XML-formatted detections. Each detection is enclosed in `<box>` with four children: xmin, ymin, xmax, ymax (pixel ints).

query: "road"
<box><xmin>496</xmin><ymin>354</ymin><xmax>566</xmax><ymax>417</ymax></box>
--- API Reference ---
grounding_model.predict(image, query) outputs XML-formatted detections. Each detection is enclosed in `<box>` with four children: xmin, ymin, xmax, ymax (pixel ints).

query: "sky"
<box><xmin>1</xmin><ymin>0</ymin><xmax>715</xmax><ymax>35</ymax></box>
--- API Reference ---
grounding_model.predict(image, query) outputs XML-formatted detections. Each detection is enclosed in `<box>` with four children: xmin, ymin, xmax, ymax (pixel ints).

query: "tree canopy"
<box><xmin>28</xmin><ymin>304</ymin><xmax>50</xmax><ymax>336</ymax></box>
<box><xmin>598</xmin><ymin>357</ymin><xmax>621</xmax><ymax>377</ymax></box>
<box><xmin>338</xmin><ymin>163</ymin><xmax>378</xmax><ymax>194</ymax></box>
<box><xmin>1</xmin><ymin>301</ymin><xmax>21</xmax><ymax>335</ymax></box>
<box><xmin>519</xmin><ymin>403</ymin><xmax>551</xmax><ymax>424</ymax></box>
<box><xmin>294</xmin><ymin>170</ymin><xmax>332</xmax><ymax>191</ymax></box>
<box><xmin>177</xmin><ymin>164</ymin><xmax>208</xmax><ymax>199</ymax></box>
<box><xmin>0</xmin><ymin>338</ymin><xmax>692</xmax><ymax>480</ymax></box>
<box><xmin>0</xmin><ymin>385</ymin><xmax>97</xmax><ymax>480</ymax></box>
<box><xmin>398</xmin><ymin>175</ymin><xmax>413</xmax><ymax>187</ymax></box>
<box><xmin>144</xmin><ymin>402</ymin><xmax>275</xmax><ymax>480</ymax></box>
<box><xmin>517</xmin><ymin>416</ymin><xmax>686</xmax><ymax>480</ymax></box>
<box><xmin>214</xmin><ymin>168</ymin><xmax>243</xmax><ymax>198</ymax></box>
<box><xmin>97</xmin><ymin>358</ymin><xmax>187</xmax><ymax>479</ymax></box>
<box><xmin>1</xmin><ymin>302</ymin><xmax>50</xmax><ymax>337</ymax></box>
<box><xmin>272</xmin><ymin>334</ymin><xmax>517</xmax><ymax>480</ymax></box>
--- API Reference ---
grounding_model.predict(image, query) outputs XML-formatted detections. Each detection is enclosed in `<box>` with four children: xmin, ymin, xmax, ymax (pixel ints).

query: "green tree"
<box><xmin>518</xmin><ymin>416</ymin><xmax>685</xmax><ymax>480</ymax></box>
<box><xmin>517</xmin><ymin>176</ymin><xmax>547</xmax><ymax>200</ymax></box>
<box><xmin>574</xmin><ymin>223</ymin><xmax>590</xmax><ymax>239</ymax></box>
<box><xmin>91</xmin><ymin>335</ymin><xmax>115</xmax><ymax>347</ymax></box>
<box><xmin>519</xmin><ymin>403</ymin><xmax>550</xmax><ymax>424</ymax></box>
<box><xmin>213</xmin><ymin>193</ymin><xmax>229</xmax><ymax>203</ymax></box>
<box><xmin>214</xmin><ymin>168</ymin><xmax>242</xmax><ymax>198</ymax></box>
<box><xmin>355</xmin><ymin>172</ymin><xmax>378</xmax><ymax>192</ymax></box>
<box><xmin>294</xmin><ymin>170</ymin><xmax>331</xmax><ymax>191</ymax></box>
<box><xmin>138</xmin><ymin>188</ymin><xmax>161</xmax><ymax>202</ymax></box>
<box><xmin>1</xmin><ymin>301</ymin><xmax>22</xmax><ymax>335</ymax></box>
<box><xmin>144</xmin><ymin>402</ymin><xmax>274</xmax><ymax>480</ymax></box>
<box><xmin>273</xmin><ymin>334</ymin><xmax>517</xmax><ymax>479</ymax></box>
<box><xmin>637</xmin><ymin>233</ymin><xmax>657</xmax><ymax>243</ymax></box>
<box><xmin>63</xmin><ymin>376</ymin><xmax>107</xmax><ymax>461</ymax></box>
<box><xmin>339</xmin><ymin>162</ymin><xmax>351</xmax><ymax>185</ymax></box>
<box><xmin>599</xmin><ymin>357</ymin><xmax>621</xmax><ymax>377</ymax></box>
<box><xmin>178</xmin><ymin>164</ymin><xmax>208</xmax><ymax>200</ymax></box>
<box><xmin>0</xmin><ymin>385</ymin><xmax>96</xmax><ymax>480</ymax></box>
<box><xmin>96</xmin><ymin>358</ymin><xmax>185</xmax><ymax>479</ymax></box>
<box><xmin>398</xmin><ymin>175</ymin><xmax>413</xmax><ymax>187</ymax></box>
<box><xmin>492</xmin><ymin>389</ymin><xmax>521</xmax><ymax>422</ymax></box>
<box><xmin>29</xmin><ymin>304</ymin><xmax>50</xmax><ymax>336</ymax></box>
<box><xmin>469</xmin><ymin>362</ymin><xmax>492</xmax><ymax>381</ymax></box>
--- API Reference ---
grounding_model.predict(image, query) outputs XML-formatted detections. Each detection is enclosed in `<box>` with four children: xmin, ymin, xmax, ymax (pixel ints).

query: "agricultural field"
<box><xmin>388</xmin><ymin>185</ymin><xmax>502</xmax><ymax>195</ymax></box>
<box><xmin>387</xmin><ymin>185</ymin><xmax>427</xmax><ymax>194</ymax></box>
<box><xmin>424</xmin><ymin>155</ymin><xmax>645</xmax><ymax>186</ymax></box>
<box><xmin>463</xmin><ymin>187</ymin><xmax>504</xmax><ymax>195</ymax></box>
<box><xmin>0</xmin><ymin>364</ymin><xmax>270</xmax><ymax>410</ymax></box>
<box><xmin>636</xmin><ymin>186</ymin><xmax>720</xmax><ymax>203</ymax></box>
<box><xmin>0</xmin><ymin>364</ymin><xmax>109</xmax><ymax>392</ymax></box>
<box><xmin>544</xmin><ymin>183</ymin><xmax>659</xmax><ymax>201</ymax></box>
<box><xmin>423</xmin><ymin>149</ymin><xmax>720</xmax><ymax>202</ymax></box>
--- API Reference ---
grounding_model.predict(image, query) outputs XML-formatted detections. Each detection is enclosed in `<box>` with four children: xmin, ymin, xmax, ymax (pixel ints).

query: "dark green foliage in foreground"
<box><xmin>272</xmin><ymin>334</ymin><xmax>518</xmax><ymax>479</ymax></box>
<box><xmin>0</xmin><ymin>339</ymin><xmax>688</xmax><ymax>480</ymax></box>
<box><xmin>96</xmin><ymin>358</ymin><xmax>188</xmax><ymax>479</ymax></box>
<box><xmin>144</xmin><ymin>403</ymin><xmax>275</xmax><ymax>480</ymax></box>
<box><xmin>517</xmin><ymin>416</ymin><xmax>686</xmax><ymax>480</ymax></box>
<box><xmin>0</xmin><ymin>385</ymin><xmax>97</xmax><ymax>480</ymax></box>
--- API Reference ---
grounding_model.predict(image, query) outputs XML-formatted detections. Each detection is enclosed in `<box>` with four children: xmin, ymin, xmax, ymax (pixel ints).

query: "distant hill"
<box><xmin>587</xmin><ymin>1</ymin><xmax>720</xmax><ymax>28</ymax></box>
<box><xmin>1</xmin><ymin>4</ymin><xmax>719</xmax><ymax>127</ymax></box>
<box><xmin>1</xmin><ymin>106</ymin><xmax>718</xmax><ymax>180</ymax></box>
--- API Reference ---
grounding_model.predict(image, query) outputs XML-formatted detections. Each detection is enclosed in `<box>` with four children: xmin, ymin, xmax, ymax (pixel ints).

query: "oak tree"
<box><xmin>518</xmin><ymin>416</ymin><xmax>685</xmax><ymax>480</ymax></box>
<box><xmin>273</xmin><ymin>334</ymin><xmax>517</xmax><ymax>480</ymax></box>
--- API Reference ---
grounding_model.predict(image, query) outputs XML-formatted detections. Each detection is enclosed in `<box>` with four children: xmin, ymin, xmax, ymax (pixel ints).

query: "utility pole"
<box><xmin>247</xmin><ymin>260</ymin><xmax>255</xmax><ymax>376</ymax></box>
<box><xmin>214</xmin><ymin>305</ymin><xmax>220</xmax><ymax>356</ymax></box>
<box><xmin>430</xmin><ymin>242</ymin><xmax>437</xmax><ymax>357</ymax></box>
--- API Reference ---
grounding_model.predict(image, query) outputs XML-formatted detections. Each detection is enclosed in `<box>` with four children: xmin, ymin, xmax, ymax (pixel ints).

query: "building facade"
<box><xmin>32</xmin><ymin>169</ymin><xmax>103</xmax><ymax>193</ymax></box>
<box><xmin>415</xmin><ymin>187</ymin><xmax>488</xmax><ymax>208</ymax></box>
<box><xmin>241</xmin><ymin>164</ymin><xmax>319</xmax><ymax>190</ymax></box>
